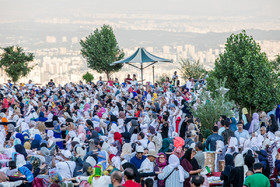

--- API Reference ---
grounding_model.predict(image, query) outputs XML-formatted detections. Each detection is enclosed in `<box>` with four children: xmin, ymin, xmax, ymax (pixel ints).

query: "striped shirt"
<box><xmin>158</xmin><ymin>165</ymin><xmax>189</xmax><ymax>187</ymax></box>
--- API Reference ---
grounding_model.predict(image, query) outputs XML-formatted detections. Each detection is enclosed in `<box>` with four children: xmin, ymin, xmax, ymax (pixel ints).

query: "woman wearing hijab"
<box><xmin>159</xmin><ymin>138</ymin><xmax>172</xmax><ymax>159</ymax></box>
<box><xmin>257</xmin><ymin>150</ymin><xmax>270</xmax><ymax>178</ymax></box>
<box><xmin>15</xmin><ymin>133</ymin><xmax>25</xmax><ymax>146</ymax></box>
<box><xmin>249</xmin><ymin>112</ymin><xmax>260</xmax><ymax>135</ymax></box>
<box><xmin>31</xmin><ymin>134</ymin><xmax>42</xmax><ymax>150</ymax></box>
<box><xmin>229</xmin><ymin>117</ymin><xmax>237</xmax><ymax>132</ymax></box>
<box><xmin>181</xmin><ymin>148</ymin><xmax>202</xmax><ymax>187</ymax></box>
<box><xmin>158</xmin><ymin>155</ymin><xmax>189</xmax><ymax>187</ymax></box>
<box><xmin>154</xmin><ymin>152</ymin><xmax>167</xmax><ymax>187</ymax></box>
<box><xmin>120</xmin><ymin>143</ymin><xmax>132</xmax><ymax>162</ymax></box>
<box><xmin>229</xmin><ymin>154</ymin><xmax>248</xmax><ymax>187</ymax></box>
<box><xmin>113</xmin><ymin>132</ymin><xmax>122</xmax><ymax>156</ymax></box>
<box><xmin>268</xmin><ymin>114</ymin><xmax>278</xmax><ymax>133</ymax></box>
<box><xmin>14</xmin><ymin>144</ymin><xmax>27</xmax><ymax>159</ymax></box>
<box><xmin>52</xmin><ymin>121</ymin><xmax>63</xmax><ymax>149</ymax></box>
<box><xmin>77</xmin><ymin>125</ymin><xmax>86</xmax><ymax>142</ymax></box>
<box><xmin>244</xmin><ymin>152</ymin><xmax>255</xmax><ymax>172</ymax></box>
<box><xmin>220</xmin><ymin>154</ymin><xmax>234</xmax><ymax>187</ymax></box>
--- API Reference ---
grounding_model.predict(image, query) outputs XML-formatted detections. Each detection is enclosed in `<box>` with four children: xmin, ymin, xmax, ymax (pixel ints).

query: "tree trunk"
<box><xmin>106</xmin><ymin>72</ymin><xmax>110</xmax><ymax>81</ymax></box>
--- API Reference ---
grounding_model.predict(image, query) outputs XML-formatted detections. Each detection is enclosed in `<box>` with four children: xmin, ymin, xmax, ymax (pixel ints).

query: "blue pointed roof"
<box><xmin>112</xmin><ymin>47</ymin><xmax>173</xmax><ymax>64</ymax></box>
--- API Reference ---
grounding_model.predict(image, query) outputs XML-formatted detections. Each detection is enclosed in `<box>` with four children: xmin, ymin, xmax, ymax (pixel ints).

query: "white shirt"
<box><xmin>92</xmin><ymin>176</ymin><xmax>111</xmax><ymax>187</ymax></box>
<box><xmin>56</xmin><ymin>161</ymin><xmax>76</xmax><ymax>179</ymax></box>
<box><xmin>140</xmin><ymin>158</ymin><xmax>154</xmax><ymax>180</ymax></box>
<box><xmin>186</xmin><ymin>80</ymin><xmax>192</xmax><ymax>89</ymax></box>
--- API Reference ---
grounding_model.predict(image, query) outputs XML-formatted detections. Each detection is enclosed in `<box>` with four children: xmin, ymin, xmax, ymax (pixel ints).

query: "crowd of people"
<box><xmin>0</xmin><ymin>72</ymin><xmax>278</xmax><ymax>187</ymax></box>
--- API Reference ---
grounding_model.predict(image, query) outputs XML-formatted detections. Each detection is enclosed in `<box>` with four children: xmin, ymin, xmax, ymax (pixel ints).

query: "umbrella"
<box><xmin>111</xmin><ymin>47</ymin><xmax>172</xmax><ymax>86</ymax></box>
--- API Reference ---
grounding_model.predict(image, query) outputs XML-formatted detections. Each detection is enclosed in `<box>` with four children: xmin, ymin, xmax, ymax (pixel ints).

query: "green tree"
<box><xmin>80</xmin><ymin>25</ymin><xmax>124</xmax><ymax>80</ymax></box>
<box><xmin>82</xmin><ymin>72</ymin><xmax>94</xmax><ymax>83</ymax></box>
<box><xmin>179</xmin><ymin>58</ymin><xmax>206</xmax><ymax>80</ymax></box>
<box><xmin>0</xmin><ymin>46</ymin><xmax>34</xmax><ymax>84</ymax></box>
<box><xmin>207</xmin><ymin>30</ymin><xmax>280</xmax><ymax>113</ymax></box>
<box><xmin>271</xmin><ymin>54</ymin><xmax>280</xmax><ymax>75</ymax></box>
<box><xmin>192</xmin><ymin>88</ymin><xmax>235</xmax><ymax>136</ymax></box>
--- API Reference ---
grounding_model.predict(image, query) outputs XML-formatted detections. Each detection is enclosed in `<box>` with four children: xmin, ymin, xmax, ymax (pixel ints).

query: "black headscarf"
<box><xmin>223</xmin><ymin>154</ymin><xmax>234</xmax><ymax>176</ymax></box>
<box><xmin>183</xmin><ymin>148</ymin><xmax>200</xmax><ymax>171</ymax></box>
<box><xmin>244</xmin><ymin>154</ymin><xmax>255</xmax><ymax>171</ymax></box>
<box><xmin>15</xmin><ymin>144</ymin><xmax>27</xmax><ymax>159</ymax></box>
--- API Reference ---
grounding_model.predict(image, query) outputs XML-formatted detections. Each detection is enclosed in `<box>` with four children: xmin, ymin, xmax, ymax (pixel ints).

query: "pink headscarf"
<box><xmin>100</xmin><ymin>107</ymin><xmax>106</xmax><ymax>114</ymax></box>
<box><xmin>156</xmin><ymin>152</ymin><xmax>167</xmax><ymax>168</ymax></box>
<box><xmin>84</xmin><ymin>103</ymin><xmax>91</xmax><ymax>112</ymax></box>
<box><xmin>78</xmin><ymin>125</ymin><xmax>86</xmax><ymax>141</ymax></box>
<box><xmin>97</xmin><ymin>112</ymin><xmax>103</xmax><ymax>118</ymax></box>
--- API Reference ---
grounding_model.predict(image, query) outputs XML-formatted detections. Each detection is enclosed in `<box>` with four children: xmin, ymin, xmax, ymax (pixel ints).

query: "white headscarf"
<box><xmin>234</xmin><ymin>154</ymin><xmax>248</xmax><ymax>180</ymax></box>
<box><xmin>111</xmin><ymin>156</ymin><xmax>121</xmax><ymax>170</ymax></box>
<box><xmin>21</xmin><ymin>122</ymin><xmax>29</xmax><ymax>132</ymax></box>
<box><xmin>168</xmin><ymin>155</ymin><xmax>185</xmax><ymax>183</ymax></box>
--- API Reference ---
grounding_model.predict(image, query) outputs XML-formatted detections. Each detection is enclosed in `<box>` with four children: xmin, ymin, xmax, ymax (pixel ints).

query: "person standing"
<box><xmin>123</xmin><ymin>168</ymin><xmax>141</xmax><ymax>187</ymax></box>
<box><xmin>172</xmin><ymin>71</ymin><xmax>179</xmax><ymax>87</ymax></box>
<box><xmin>111</xmin><ymin>171</ymin><xmax>123</xmax><ymax>187</ymax></box>
<box><xmin>205</xmin><ymin>126</ymin><xmax>224</xmax><ymax>151</ymax></box>
<box><xmin>48</xmin><ymin>79</ymin><xmax>55</xmax><ymax>88</ymax></box>
<box><xmin>130</xmin><ymin>146</ymin><xmax>146</xmax><ymax>169</ymax></box>
<box><xmin>234</xmin><ymin>122</ymin><xmax>250</xmax><ymax>141</ymax></box>
<box><xmin>158</xmin><ymin>155</ymin><xmax>190</xmax><ymax>187</ymax></box>
<box><xmin>222</xmin><ymin>120</ymin><xmax>235</xmax><ymax>145</ymax></box>
<box><xmin>194</xmin><ymin>142</ymin><xmax>205</xmax><ymax>169</ymax></box>
<box><xmin>243</xmin><ymin>163</ymin><xmax>270</xmax><ymax>187</ymax></box>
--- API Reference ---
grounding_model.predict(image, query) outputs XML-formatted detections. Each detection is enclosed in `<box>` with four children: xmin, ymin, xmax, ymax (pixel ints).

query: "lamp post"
<box><xmin>152</xmin><ymin>65</ymin><xmax>154</xmax><ymax>84</ymax></box>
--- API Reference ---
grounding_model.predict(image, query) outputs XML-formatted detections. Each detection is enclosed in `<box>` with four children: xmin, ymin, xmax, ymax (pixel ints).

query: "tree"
<box><xmin>207</xmin><ymin>30</ymin><xmax>280</xmax><ymax>113</ymax></box>
<box><xmin>80</xmin><ymin>25</ymin><xmax>124</xmax><ymax>80</ymax></box>
<box><xmin>0</xmin><ymin>46</ymin><xmax>34</xmax><ymax>84</ymax></box>
<box><xmin>192</xmin><ymin>87</ymin><xmax>235</xmax><ymax>136</ymax></box>
<box><xmin>179</xmin><ymin>58</ymin><xmax>206</xmax><ymax>80</ymax></box>
<box><xmin>82</xmin><ymin>72</ymin><xmax>94</xmax><ymax>83</ymax></box>
<box><xmin>271</xmin><ymin>54</ymin><xmax>280</xmax><ymax>75</ymax></box>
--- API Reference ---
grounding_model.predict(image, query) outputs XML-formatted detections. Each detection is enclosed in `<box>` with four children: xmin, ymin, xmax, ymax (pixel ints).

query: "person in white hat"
<box><xmin>52</xmin><ymin>149</ymin><xmax>76</xmax><ymax>180</ymax></box>
<box><xmin>139</xmin><ymin>150</ymin><xmax>158</xmax><ymax>181</ymax></box>
<box><xmin>130</xmin><ymin>146</ymin><xmax>146</xmax><ymax>169</ymax></box>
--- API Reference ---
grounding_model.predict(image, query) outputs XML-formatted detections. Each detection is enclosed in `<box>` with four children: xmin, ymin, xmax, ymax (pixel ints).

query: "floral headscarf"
<box><xmin>53</xmin><ymin>121</ymin><xmax>61</xmax><ymax>133</ymax></box>
<box><xmin>49</xmin><ymin>168</ymin><xmax>62</xmax><ymax>183</ymax></box>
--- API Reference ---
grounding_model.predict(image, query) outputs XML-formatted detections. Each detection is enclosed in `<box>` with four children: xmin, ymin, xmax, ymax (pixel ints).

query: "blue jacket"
<box><xmin>130</xmin><ymin>155</ymin><xmax>146</xmax><ymax>169</ymax></box>
<box><xmin>206</xmin><ymin>133</ymin><xmax>224</xmax><ymax>151</ymax></box>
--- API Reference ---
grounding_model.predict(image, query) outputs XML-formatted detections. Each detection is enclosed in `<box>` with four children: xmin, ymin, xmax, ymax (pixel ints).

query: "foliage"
<box><xmin>207</xmin><ymin>30</ymin><xmax>280</xmax><ymax>113</ymax></box>
<box><xmin>192</xmin><ymin>89</ymin><xmax>235</xmax><ymax>136</ymax></box>
<box><xmin>179</xmin><ymin>58</ymin><xmax>207</xmax><ymax>80</ymax></box>
<box><xmin>270</xmin><ymin>54</ymin><xmax>280</xmax><ymax>75</ymax></box>
<box><xmin>80</xmin><ymin>25</ymin><xmax>124</xmax><ymax>80</ymax></box>
<box><xmin>82</xmin><ymin>72</ymin><xmax>94</xmax><ymax>83</ymax></box>
<box><xmin>0</xmin><ymin>46</ymin><xmax>34</xmax><ymax>83</ymax></box>
<box><xmin>156</xmin><ymin>73</ymin><xmax>169</xmax><ymax>86</ymax></box>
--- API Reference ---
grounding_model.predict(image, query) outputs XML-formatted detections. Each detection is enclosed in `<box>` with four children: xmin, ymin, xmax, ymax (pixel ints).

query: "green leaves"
<box><xmin>0</xmin><ymin>46</ymin><xmax>34</xmax><ymax>83</ymax></box>
<box><xmin>80</xmin><ymin>25</ymin><xmax>124</xmax><ymax>79</ymax></box>
<box><xmin>82</xmin><ymin>72</ymin><xmax>94</xmax><ymax>83</ymax></box>
<box><xmin>207</xmin><ymin>30</ymin><xmax>280</xmax><ymax>113</ymax></box>
<box><xmin>192</xmin><ymin>89</ymin><xmax>235</xmax><ymax>135</ymax></box>
<box><xmin>178</xmin><ymin>58</ymin><xmax>207</xmax><ymax>80</ymax></box>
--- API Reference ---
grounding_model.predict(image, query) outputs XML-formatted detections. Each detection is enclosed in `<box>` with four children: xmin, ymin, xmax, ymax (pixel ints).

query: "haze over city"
<box><xmin>0</xmin><ymin>0</ymin><xmax>280</xmax><ymax>84</ymax></box>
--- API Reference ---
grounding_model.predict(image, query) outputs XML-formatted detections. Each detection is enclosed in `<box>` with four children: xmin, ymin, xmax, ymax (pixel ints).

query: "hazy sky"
<box><xmin>1</xmin><ymin>0</ymin><xmax>279</xmax><ymax>21</ymax></box>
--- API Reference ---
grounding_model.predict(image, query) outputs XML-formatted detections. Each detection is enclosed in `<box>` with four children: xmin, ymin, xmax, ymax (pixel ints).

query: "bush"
<box><xmin>82</xmin><ymin>72</ymin><xmax>94</xmax><ymax>83</ymax></box>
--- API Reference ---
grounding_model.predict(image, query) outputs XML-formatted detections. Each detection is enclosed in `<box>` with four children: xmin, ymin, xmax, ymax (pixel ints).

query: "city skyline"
<box><xmin>0</xmin><ymin>1</ymin><xmax>279</xmax><ymax>84</ymax></box>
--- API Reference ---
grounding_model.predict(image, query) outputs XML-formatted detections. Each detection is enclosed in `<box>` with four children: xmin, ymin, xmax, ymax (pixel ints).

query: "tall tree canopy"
<box><xmin>0</xmin><ymin>46</ymin><xmax>34</xmax><ymax>83</ymax></box>
<box><xmin>179</xmin><ymin>58</ymin><xmax>206</xmax><ymax>80</ymax></box>
<box><xmin>80</xmin><ymin>25</ymin><xmax>124</xmax><ymax>80</ymax></box>
<box><xmin>207</xmin><ymin>30</ymin><xmax>280</xmax><ymax>113</ymax></box>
